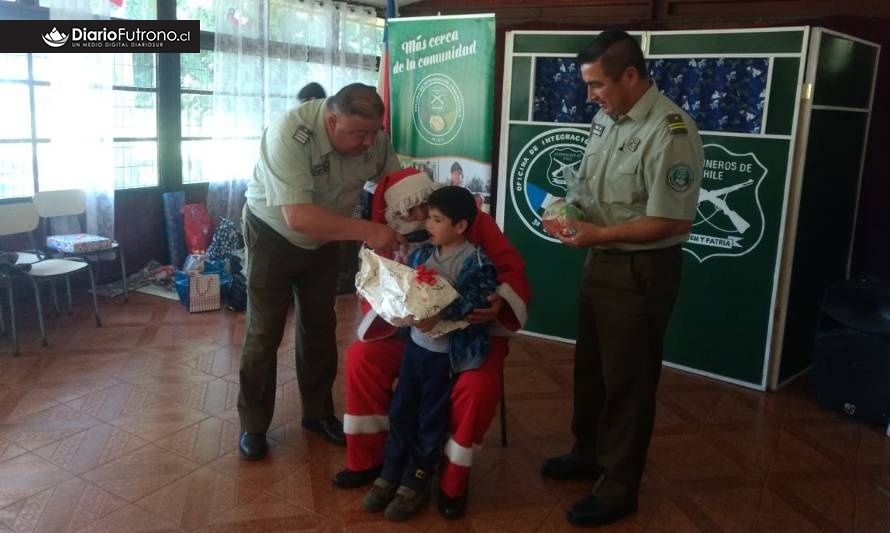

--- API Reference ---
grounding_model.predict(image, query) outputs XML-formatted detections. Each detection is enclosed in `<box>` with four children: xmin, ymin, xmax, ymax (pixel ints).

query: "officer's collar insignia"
<box><xmin>666</xmin><ymin>114</ymin><xmax>688</xmax><ymax>135</ymax></box>
<box><xmin>592</xmin><ymin>123</ymin><xmax>605</xmax><ymax>137</ymax></box>
<box><xmin>292</xmin><ymin>125</ymin><xmax>312</xmax><ymax>144</ymax></box>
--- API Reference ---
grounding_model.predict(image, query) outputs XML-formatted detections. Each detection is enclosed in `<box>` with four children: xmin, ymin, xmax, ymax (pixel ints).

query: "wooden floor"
<box><xmin>0</xmin><ymin>292</ymin><xmax>888</xmax><ymax>532</ymax></box>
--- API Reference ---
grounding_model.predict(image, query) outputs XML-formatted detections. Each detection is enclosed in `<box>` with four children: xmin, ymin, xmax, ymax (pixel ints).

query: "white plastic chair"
<box><xmin>33</xmin><ymin>189</ymin><xmax>128</xmax><ymax>301</ymax></box>
<box><xmin>0</xmin><ymin>201</ymin><xmax>101</xmax><ymax>355</ymax></box>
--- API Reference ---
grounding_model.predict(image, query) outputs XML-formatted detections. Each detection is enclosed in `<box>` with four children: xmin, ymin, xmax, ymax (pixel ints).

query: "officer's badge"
<box><xmin>591</xmin><ymin>123</ymin><xmax>605</xmax><ymax>137</ymax></box>
<box><xmin>666</xmin><ymin>114</ymin><xmax>688</xmax><ymax>135</ymax></box>
<box><xmin>625</xmin><ymin>137</ymin><xmax>641</xmax><ymax>153</ymax></box>
<box><xmin>311</xmin><ymin>159</ymin><xmax>329</xmax><ymax>176</ymax></box>
<box><xmin>292</xmin><ymin>125</ymin><xmax>312</xmax><ymax>144</ymax></box>
<box><xmin>667</xmin><ymin>163</ymin><xmax>693</xmax><ymax>192</ymax></box>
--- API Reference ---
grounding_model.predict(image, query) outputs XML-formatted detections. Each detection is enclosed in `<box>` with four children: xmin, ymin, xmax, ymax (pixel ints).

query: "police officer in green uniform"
<box><xmin>540</xmin><ymin>30</ymin><xmax>703</xmax><ymax>527</ymax></box>
<box><xmin>238</xmin><ymin>83</ymin><xmax>405</xmax><ymax>460</ymax></box>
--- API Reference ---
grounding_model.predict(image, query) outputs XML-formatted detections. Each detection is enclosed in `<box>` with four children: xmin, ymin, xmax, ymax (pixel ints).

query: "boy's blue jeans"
<box><xmin>381</xmin><ymin>340</ymin><xmax>453</xmax><ymax>491</ymax></box>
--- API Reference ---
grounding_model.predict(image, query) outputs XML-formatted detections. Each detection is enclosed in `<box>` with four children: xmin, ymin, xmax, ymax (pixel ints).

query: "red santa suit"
<box><xmin>343</xmin><ymin>168</ymin><xmax>531</xmax><ymax>499</ymax></box>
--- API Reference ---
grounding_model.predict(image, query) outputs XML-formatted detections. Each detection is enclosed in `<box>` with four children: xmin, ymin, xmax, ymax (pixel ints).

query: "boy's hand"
<box><xmin>414</xmin><ymin>312</ymin><xmax>442</xmax><ymax>333</ymax></box>
<box><xmin>467</xmin><ymin>293</ymin><xmax>502</xmax><ymax>324</ymax></box>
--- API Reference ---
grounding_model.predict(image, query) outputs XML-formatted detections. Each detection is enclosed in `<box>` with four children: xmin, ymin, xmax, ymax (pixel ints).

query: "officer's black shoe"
<box><xmin>301</xmin><ymin>415</ymin><xmax>346</xmax><ymax>447</ymax></box>
<box><xmin>541</xmin><ymin>453</ymin><xmax>602</xmax><ymax>480</ymax></box>
<box><xmin>566</xmin><ymin>495</ymin><xmax>637</xmax><ymax>527</ymax></box>
<box><xmin>437</xmin><ymin>488</ymin><xmax>468</xmax><ymax>519</ymax></box>
<box><xmin>332</xmin><ymin>466</ymin><xmax>382</xmax><ymax>489</ymax></box>
<box><xmin>238</xmin><ymin>432</ymin><xmax>267</xmax><ymax>461</ymax></box>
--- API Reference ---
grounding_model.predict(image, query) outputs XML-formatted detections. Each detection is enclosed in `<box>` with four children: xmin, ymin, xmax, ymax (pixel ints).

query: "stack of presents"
<box><xmin>163</xmin><ymin>192</ymin><xmax>245</xmax><ymax>313</ymax></box>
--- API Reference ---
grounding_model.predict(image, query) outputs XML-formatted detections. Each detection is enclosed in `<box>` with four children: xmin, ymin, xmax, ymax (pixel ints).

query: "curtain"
<box><xmin>207</xmin><ymin>0</ymin><xmax>380</xmax><ymax>224</ymax></box>
<box><xmin>44</xmin><ymin>0</ymin><xmax>116</xmax><ymax>239</ymax></box>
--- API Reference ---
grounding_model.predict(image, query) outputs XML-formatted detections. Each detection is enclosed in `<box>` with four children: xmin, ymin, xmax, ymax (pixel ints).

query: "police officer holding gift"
<box><xmin>238</xmin><ymin>83</ymin><xmax>404</xmax><ymax>459</ymax></box>
<box><xmin>541</xmin><ymin>29</ymin><xmax>703</xmax><ymax>527</ymax></box>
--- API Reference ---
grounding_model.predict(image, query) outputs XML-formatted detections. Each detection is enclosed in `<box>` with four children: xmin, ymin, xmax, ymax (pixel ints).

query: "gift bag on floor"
<box><xmin>189</xmin><ymin>272</ymin><xmax>220</xmax><ymax>312</ymax></box>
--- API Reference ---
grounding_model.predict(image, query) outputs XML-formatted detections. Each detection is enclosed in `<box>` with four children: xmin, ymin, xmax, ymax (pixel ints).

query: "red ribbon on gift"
<box><xmin>415</xmin><ymin>265</ymin><xmax>439</xmax><ymax>286</ymax></box>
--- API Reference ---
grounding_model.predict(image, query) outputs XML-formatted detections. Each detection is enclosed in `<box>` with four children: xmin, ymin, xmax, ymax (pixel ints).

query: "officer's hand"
<box><xmin>467</xmin><ymin>293</ymin><xmax>502</xmax><ymax>324</ymax></box>
<box><xmin>366</xmin><ymin>223</ymin><xmax>406</xmax><ymax>254</ymax></box>
<box><xmin>414</xmin><ymin>312</ymin><xmax>441</xmax><ymax>332</ymax></box>
<box><xmin>557</xmin><ymin>220</ymin><xmax>608</xmax><ymax>248</ymax></box>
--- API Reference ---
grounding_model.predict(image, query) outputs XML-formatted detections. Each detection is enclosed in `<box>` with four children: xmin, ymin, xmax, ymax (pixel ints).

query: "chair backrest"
<box><xmin>33</xmin><ymin>189</ymin><xmax>87</xmax><ymax>218</ymax></box>
<box><xmin>0</xmin><ymin>201</ymin><xmax>39</xmax><ymax>237</ymax></box>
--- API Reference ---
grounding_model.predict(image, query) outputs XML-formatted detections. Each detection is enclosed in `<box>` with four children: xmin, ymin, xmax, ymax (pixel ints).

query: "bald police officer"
<box><xmin>541</xmin><ymin>30</ymin><xmax>703</xmax><ymax>527</ymax></box>
<box><xmin>239</xmin><ymin>83</ymin><xmax>405</xmax><ymax>460</ymax></box>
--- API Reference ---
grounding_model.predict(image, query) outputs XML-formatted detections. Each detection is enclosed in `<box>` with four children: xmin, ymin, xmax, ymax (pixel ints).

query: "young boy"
<box><xmin>362</xmin><ymin>186</ymin><xmax>499</xmax><ymax>521</ymax></box>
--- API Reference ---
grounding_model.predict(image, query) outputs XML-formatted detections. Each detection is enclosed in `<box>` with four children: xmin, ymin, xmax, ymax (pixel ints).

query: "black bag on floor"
<box><xmin>227</xmin><ymin>273</ymin><xmax>247</xmax><ymax>312</ymax></box>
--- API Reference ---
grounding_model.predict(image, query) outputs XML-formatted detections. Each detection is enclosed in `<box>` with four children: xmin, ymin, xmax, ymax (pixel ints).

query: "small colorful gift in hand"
<box><xmin>542</xmin><ymin>198</ymin><xmax>585</xmax><ymax>238</ymax></box>
<box><xmin>355</xmin><ymin>247</ymin><xmax>467</xmax><ymax>337</ymax></box>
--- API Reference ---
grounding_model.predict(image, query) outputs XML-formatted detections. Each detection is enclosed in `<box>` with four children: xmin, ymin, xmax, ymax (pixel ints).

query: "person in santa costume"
<box><xmin>333</xmin><ymin>167</ymin><xmax>531</xmax><ymax>519</ymax></box>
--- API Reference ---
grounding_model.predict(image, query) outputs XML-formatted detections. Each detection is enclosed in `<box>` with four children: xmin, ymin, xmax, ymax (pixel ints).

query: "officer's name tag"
<box><xmin>311</xmin><ymin>160</ymin><xmax>329</xmax><ymax>176</ymax></box>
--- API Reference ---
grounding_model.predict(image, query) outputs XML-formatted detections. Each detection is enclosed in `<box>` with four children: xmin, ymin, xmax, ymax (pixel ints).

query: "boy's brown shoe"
<box><xmin>361</xmin><ymin>478</ymin><xmax>397</xmax><ymax>513</ymax></box>
<box><xmin>384</xmin><ymin>484</ymin><xmax>431</xmax><ymax>521</ymax></box>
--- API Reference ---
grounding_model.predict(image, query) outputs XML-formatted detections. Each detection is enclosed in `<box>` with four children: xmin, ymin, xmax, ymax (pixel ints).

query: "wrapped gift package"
<box><xmin>355</xmin><ymin>247</ymin><xmax>467</xmax><ymax>337</ymax></box>
<box><xmin>47</xmin><ymin>233</ymin><xmax>114</xmax><ymax>254</ymax></box>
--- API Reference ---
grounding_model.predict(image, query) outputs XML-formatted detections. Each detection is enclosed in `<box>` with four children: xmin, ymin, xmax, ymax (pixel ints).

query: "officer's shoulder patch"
<box><xmin>591</xmin><ymin>122</ymin><xmax>605</xmax><ymax>137</ymax></box>
<box><xmin>667</xmin><ymin>163</ymin><xmax>694</xmax><ymax>192</ymax></box>
<box><xmin>665</xmin><ymin>113</ymin><xmax>688</xmax><ymax>136</ymax></box>
<box><xmin>292</xmin><ymin>125</ymin><xmax>312</xmax><ymax>144</ymax></box>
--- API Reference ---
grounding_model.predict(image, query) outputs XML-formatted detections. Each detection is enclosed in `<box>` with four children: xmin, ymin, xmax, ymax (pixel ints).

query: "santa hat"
<box><xmin>371</xmin><ymin>167</ymin><xmax>439</xmax><ymax>230</ymax></box>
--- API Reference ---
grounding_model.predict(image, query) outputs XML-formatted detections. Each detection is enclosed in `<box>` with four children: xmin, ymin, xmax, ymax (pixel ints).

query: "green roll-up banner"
<box><xmin>388</xmin><ymin>15</ymin><xmax>495</xmax><ymax>207</ymax></box>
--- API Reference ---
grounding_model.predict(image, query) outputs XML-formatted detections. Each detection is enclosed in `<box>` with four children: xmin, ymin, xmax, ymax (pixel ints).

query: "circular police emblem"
<box><xmin>667</xmin><ymin>163</ymin><xmax>693</xmax><ymax>192</ymax></box>
<box><xmin>509</xmin><ymin>128</ymin><xmax>589</xmax><ymax>242</ymax></box>
<box><xmin>412</xmin><ymin>74</ymin><xmax>464</xmax><ymax>146</ymax></box>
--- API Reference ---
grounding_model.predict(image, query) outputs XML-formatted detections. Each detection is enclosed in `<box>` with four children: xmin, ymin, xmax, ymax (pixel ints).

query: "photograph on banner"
<box><xmin>399</xmin><ymin>156</ymin><xmax>492</xmax><ymax>212</ymax></box>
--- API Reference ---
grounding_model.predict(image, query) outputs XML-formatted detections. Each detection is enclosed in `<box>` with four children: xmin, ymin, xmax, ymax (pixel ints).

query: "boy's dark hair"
<box><xmin>297</xmin><ymin>82</ymin><xmax>326</xmax><ymax>103</ymax></box>
<box><xmin>427</xmin><ymin>186</ymin><xmax>477</xmax><ymax>228</ymax></box>
<box><xmin>326</xmin><ymin>83</ymin><xmax>384</xmax><ymax>119</ymax></box>
<box><xmin>577</xmin><ymin>29</ymin><xmax>647</xmax><ymax>82</ymax></box>
<box><xmin>450</xmin><ymin>161</ymin><xmax>463</xmax><ymax>173</ymax></box>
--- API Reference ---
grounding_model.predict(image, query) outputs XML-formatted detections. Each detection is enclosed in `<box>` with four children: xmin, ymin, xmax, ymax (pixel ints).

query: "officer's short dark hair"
<box><xmin>326</xmin><ymin>83</ymin><xmax>385</xmax><ymax>119</ymax></box>
<box><xmin>427</xmin><ymin>186</ymin><xmax>477</xmax><ymax>228</ymax></box>
<box><xmin>450</xmin><ymin>161</ymin><xmax>463</xmax><ymax>173</ymax></box>
<box><xmin>297</xmin><ymin>82</ymin><xmax>326</xmax><ymax>103</ymax></box>
<box><xmin>577</xmin><ymin>29</ymin><xmax>647</xmax><ymax>82</ymax></box>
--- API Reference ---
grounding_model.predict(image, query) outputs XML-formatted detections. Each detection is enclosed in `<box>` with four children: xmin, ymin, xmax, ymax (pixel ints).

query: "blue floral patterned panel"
<box><xmin>532</xmin><ymin>57</ymin><xmax>769</xmax><ymax>134</ymax></box>
<box><xmin>649</xmin><ymin>58</ymin><xmax>769</xmax><ymax>134</ymax></box>
<box><xmin>532</xmin><ymin>57</ymin><xmax>598</xmax><ymax>124</ymax></box>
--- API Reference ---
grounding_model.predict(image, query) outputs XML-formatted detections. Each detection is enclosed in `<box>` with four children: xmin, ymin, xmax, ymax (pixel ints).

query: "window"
<box><xmin>112</xmin><ymin>53</ymin><xmax>158</xmax><ymax>189</ymax></box>
<box><xmin>38</xmin><ymin>0</ymin><xmax>157</xmax><ymax>19</ymax></box>
<box><xmin>181</xmin><ymin>49</ymin><xmax>215</xmax><ymax>184</ymax></box>
<box><xmin>0</xmin><ymin>53</ymin><xmax>37</xmax><ymax>200</ymax></box>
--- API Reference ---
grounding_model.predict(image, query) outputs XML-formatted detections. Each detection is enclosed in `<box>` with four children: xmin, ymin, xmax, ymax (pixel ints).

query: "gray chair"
<box><xmin>0</xmin><ymin>201</ymin><xmax>101</xmax><ymax>355</ymax></box>
<box><xmin>34</xmin><ymin>189</ymin><xmax>128</xmax><ymax>301</ymax></box>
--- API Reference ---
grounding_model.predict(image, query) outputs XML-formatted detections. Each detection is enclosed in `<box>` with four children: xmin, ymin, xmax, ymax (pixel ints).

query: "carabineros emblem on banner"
<box><xmin>412</xmin><ymin>73</ymin><xmax>465</xmax><ymax>146</ymax></box>
<box><xmin>510</xmin><ymin>128</ymin><xmax>589</xmax><ymax>242</ymax></box>
<box><xmin>686</xmin><ymin>143</ymin><xmax>768</xmax><ymax>262</ymax></box>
